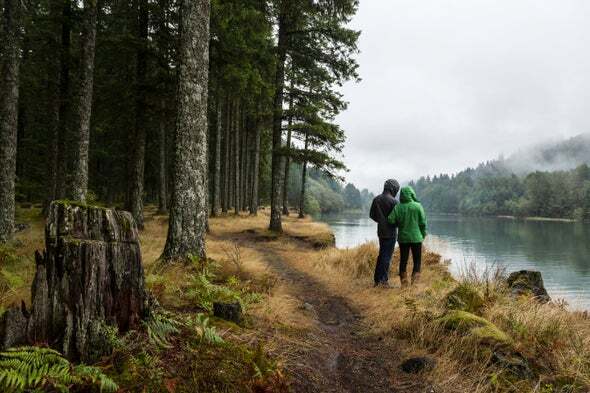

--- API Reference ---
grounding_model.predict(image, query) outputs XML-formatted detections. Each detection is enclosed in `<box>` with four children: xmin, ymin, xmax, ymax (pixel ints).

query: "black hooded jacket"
<box><xmin>370</xmin><ymin>180</ymin><xmax>400</xmax><ymax>239</ymax></box>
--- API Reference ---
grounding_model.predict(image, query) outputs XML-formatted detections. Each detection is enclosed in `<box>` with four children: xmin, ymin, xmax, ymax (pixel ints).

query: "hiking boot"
<box><xmin>411</xmin><ymin>272</ymin><xmax>421</xmax><ymax>285</ymax></box>
<box><xmin>400</xmin><ymin>273</ymin><xmax>409</xmax><ymax>288</ymax></box>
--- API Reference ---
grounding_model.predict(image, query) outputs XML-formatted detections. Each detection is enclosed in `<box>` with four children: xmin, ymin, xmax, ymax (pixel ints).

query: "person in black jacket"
<box><xmin>369</xmin><ymin>179</ymin><xmax>400</xmax><ymax>287</ymax></box>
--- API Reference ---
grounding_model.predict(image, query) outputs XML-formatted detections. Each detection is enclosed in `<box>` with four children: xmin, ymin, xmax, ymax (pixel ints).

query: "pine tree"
<box><xmin>162</xmin><ymin>0</ymin><xmax>210</xmax><ymax>262</ymax></box>
<box><xmin>126</xmin><ymin>0</ymin><xmax>149</xmax><ymax>228</ymax></box>
<box><xmin>0</xmin><ymin>0</ymin><xmax>22</xmax><ymax>242</ymax></box>
<box><xmin>68</xmin><ymin>0</ymin><xmax>98</xmax><ymax>202</ymax></box>
<box><xmin>268</xmin><ymin>0</ymin><xmax>359</xmax><ymax>231</ymax></box>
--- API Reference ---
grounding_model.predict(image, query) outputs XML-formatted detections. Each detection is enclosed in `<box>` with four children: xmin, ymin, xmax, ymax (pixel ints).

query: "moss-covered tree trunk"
<box><xmin>161</xmin><ymin>0</ymin><xmax>210</xmax><ymax>262</ymax></box>
<box><xmin>282</xmin><ymin>97</ymin><xmax>294</xmax><ymax>216</ymax></box>
<box><xmin>45</xmin><ymin>0</ymin><xmax>62</xmax><ymax>212</ymax></box>
<box><xmin>299</xmin><ymin>132</ymin><xmax>309</xmax><ymax>219</ymax></box>
<box><xmin>211</xmin><ymin>101</ymin><xmax>222</xmax><ymax>216</ymax></box>
<box><xmin>249</xmin><ymin>120</ymin><xmax>261</xmax><ymax>216</ymax></box>
<box><xmin>241</xmin><ymin>114</ymin><xmax>248</xmax><ymax>212</ymax></box>
<box><xmin>0</xmin><ymin>202</ymin><xmax>149</xmax><ymax>362</ymax></box>
<box><xmin>233</xmin><ymin>100</ymin><xmax>241</xmax><ymax>215</ymax></box>
<box><xmin>269</xmin><ymin>13</ymin><xmax>288</xmax><ymax>232</ymax></box>
<box><xmin>55</xmin><ymin>0</ymin><xmax>72</xmax><ymax>201</ymax></box>
<box><xmin>69</xmin><ymin>0</ymin><xmax>97</xmax><ymax>202</ymax></box>
<box><xmin>126</xmin><ymin>0</ymin><xmax>149</xmax><ymax>229</ymax></box>
<box><xmin>0</xmin><ymin>0</ymin><xmax>22</xmax><ymax>242</ymax></box>
<box><xmin>158</xmin><ymin>99</ymin><xmax>168</xmax><ymax>214</ymax></box>
<box><xmin>222</xmin><ymin>98</ymin><xmax>230</xmax><ymax>214</ymax></box>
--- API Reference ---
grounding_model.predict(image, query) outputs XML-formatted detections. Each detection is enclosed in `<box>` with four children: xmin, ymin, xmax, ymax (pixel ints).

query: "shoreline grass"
<box><xmin>2</xmin><ymin>205</ymin><xmax>590</xmax><ymax>392</ymax></box>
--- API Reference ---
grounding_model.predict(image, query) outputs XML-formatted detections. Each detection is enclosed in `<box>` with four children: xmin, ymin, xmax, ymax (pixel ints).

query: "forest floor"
<box><xmin>3</xmin><ymin>206</ymin><xmax>590</xmax><ymax>392</ymax></box>
<box><xmin>212</xmin><ymin>219</ymin><xmax>429</xmax><ymax>393</ymax></box>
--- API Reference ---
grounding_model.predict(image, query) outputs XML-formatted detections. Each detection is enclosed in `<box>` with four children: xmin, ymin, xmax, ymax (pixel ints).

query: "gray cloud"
<box><xmin>337</xmin><ymin>0</ymin><xmax>590</xmax><ymax>193</ymax></box>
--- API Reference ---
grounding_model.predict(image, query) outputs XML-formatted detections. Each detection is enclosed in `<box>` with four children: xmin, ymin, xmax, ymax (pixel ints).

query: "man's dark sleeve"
<box><xmin>369</xmin><ymin>198</ymin><xmax>378</xmax><ymax>223</ymax></box>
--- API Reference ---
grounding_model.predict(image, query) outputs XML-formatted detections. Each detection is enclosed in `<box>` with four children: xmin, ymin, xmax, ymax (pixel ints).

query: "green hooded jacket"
<box><xmin>387</xmin><ymin>186</ymin><xmax>427</xmax><ymax>243</ymax></box>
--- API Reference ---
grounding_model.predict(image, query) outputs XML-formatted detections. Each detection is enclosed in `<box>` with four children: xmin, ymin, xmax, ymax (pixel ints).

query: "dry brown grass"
<box><xmin>275</xmin><ymin>234</ymin><xmax>590</xmax><ymax>392</ymax></box>
<box><xmin>5</xmin><ymin>206</ymin><xmax>590</xmax><ymax>392</ymax></box>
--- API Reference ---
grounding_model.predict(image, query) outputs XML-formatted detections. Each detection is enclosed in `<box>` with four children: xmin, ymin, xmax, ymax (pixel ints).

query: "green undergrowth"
<box><xmin>0</xmin><ymin>244</ymin><xmax>28</xmax><ymax>310</ymax></box>
<box><xmin>0</xmin><ymin>346</ymin><xmax>118</xmax><ymax>392</ymax></box>
<box><xmin>103</xmin><ymin>309</ymin><xmax>285</xmax><ymax>392</ymax></box>
<box><xmin>146</xmin><ymin>255</ymin><xmax>263</xmax><ymax>315</ymax></box>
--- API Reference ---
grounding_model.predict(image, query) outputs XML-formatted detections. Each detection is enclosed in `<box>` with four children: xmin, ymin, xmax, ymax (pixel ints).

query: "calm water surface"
<box><xmin>318</xmin><ymin>212</ymin><xmax>590</xmax><ymax>310</ymax></box>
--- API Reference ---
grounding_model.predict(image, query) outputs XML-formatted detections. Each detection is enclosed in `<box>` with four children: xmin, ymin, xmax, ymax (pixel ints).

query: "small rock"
<box><xmin>400</xmin><ymin>356</ymin><xmax>437</xmax><ymax>373</ymax></box>
<box><xmin>302</xmin><ymin>302</ymin><xmax>315</xmax><ymax>312</ymax></box>
<box><xmin>507</xmin><ymin>270</ymin><xmax>550</xmax><ymax>303</ymax></box>
<box><xmin>213</xmin><ymin>301</ymin><xmax>242</xmax><ymax>324</ymax></box>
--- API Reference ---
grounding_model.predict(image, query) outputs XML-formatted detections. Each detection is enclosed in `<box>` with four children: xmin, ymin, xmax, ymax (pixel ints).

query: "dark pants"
<box><xmin>374</xmin><ymin>237</ymin><xmax>395</xmax><ymax>284</ymax></box>
<box><xmin>399</xmin><ymin>243</ymin><xmax>422</xmax><ymax>275</ymax></box>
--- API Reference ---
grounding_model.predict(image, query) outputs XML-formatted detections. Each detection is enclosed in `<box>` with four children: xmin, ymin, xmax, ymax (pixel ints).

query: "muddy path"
<box><xmin>217</xmin><ymin>231</ymin><xmax>432</xmax><ymax>393</ymax></box>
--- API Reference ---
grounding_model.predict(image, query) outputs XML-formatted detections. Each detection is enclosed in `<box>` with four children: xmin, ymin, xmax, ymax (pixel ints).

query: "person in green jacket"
<box><xmin>387</xmin><ymin>186</ymin><xmax>427</xmax><ymax>287</ymax></box>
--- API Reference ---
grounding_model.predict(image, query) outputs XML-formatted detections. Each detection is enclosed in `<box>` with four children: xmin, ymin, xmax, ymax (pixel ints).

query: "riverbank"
<box><xmin>497</xmin><ymin>215</ymin><xmax>578</xmax><ymax>223</ymax></box>
<box><xmin>425</xmin><ymin>211</ymin><xmax>579</xmax><ymax>223</ymax></box>
<box><xmin>2</xmin><ymin>207</ymin><xmax>590</xmax><ymax>392</ymax></box>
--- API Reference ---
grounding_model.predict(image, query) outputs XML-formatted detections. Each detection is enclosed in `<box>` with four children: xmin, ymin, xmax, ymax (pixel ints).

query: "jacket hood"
<box><xmin>400</xmin><ymin>186</ymin><xmax>419</xmax><ymax>203</ymax></box>
<box><xmin>383</xmin><ymin>179</ymin><xmax>400</xmax><ymax>195</ymax></box>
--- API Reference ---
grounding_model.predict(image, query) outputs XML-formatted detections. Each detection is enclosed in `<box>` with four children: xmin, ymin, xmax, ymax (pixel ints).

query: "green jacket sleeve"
<box><xmin>387</xmin><ymin>205</ymin><xmax>397</xmax><ymax>225</ymax></box>
<box><xmin>418</xmin><ymin>205</ymin><xmax>427</xmax><ymax>238</ymax></box>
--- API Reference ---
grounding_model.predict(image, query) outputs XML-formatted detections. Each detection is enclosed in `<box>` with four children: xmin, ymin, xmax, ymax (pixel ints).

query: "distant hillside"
<box><xmin>502</xmin><ymin>134</ymin><xmax>590</xmax><ymax>174</ymax></box>
<box><xmin>410</xmin><ymin>134</ymin><xmax>590</xmax><ymax>220</ymax></box>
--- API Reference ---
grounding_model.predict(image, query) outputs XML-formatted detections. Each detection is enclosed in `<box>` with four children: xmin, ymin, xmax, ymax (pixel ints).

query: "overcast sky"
<box><xmin>337</xmin><ymin>0</ymin><xmax>590</xmax><ymax>194</ymax></box>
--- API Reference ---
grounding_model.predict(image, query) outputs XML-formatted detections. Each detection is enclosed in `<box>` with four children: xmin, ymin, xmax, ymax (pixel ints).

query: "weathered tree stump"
<box><xmin>0</xmin><ymin>201</ymin><xmax>149</xmax><ymax>362</ymax></box>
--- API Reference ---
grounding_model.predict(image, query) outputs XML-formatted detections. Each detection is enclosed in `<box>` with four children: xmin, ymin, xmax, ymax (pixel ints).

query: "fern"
<box><xmin>192</xmin><ymin>313</ymin><xmax>224</xmax><ymax>345</ymax></box>
<box><xmin>0</xmin><ymin>346</ymin><xmax>118</xmax><ymax>392</ymax></box>
<box><xmin>144</xmin><ymin>311</ymin><xmax>181</xmax><ymax>348</ymax></box>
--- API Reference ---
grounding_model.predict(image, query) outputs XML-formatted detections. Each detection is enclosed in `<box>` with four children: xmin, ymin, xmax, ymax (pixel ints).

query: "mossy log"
<box><xmin>0</xmin><ymin>201</ymin><xmax>149</xmax><ymax>362</ymax></box>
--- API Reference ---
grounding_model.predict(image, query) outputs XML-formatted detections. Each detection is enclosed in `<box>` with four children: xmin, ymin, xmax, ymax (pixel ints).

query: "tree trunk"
<box><xmin>211</xmin><ymin>100</ymin><xmax>222</xmax><ymax>216</ymax></box>
<box><xmin>0</xmin><ymin>0</ymin><xmax>21</xmax><ymax>242</ymax></box>
<box><xmin>0</xmin><ymin>202</ymin><xmax>149</xmax><ymax>362</ymax></box>
<box><xmin>282</xmin><ymin>96</ymin><xmax>293</xmax><ymax>215</ymax></box>
<box><xmin>269</xmin><ymin>13</ymin><xmax>288</xmax><ymax>232</ymax></box>
<box><xmin>249</xmin><ymin>119</ymin><xmax>261</xmax><ymax>215</ymax></box>
<box><xmin>54</xmin><ymin>0</ymin><xmax>72</xmax><ymax>200</ymax></box>
<box><xmin>161</xmin><ymin>0</ymin><xmax>210</xmax><ymax>262</ymax></box>
<box><xmin>233</xmin><ymin>100</ymin><xmax>240</xmax><ymax>215</ymax></box>
<box><xmin>45</xmin><ymin>0</ymin><xmax>62</xmax><ymax>213</ymax></box>
<box><xmin>68</xmin><ymin>0</ymin><xmax>97</xmax><ymax>202</ymax></box>
<box><xmin>222</xmin><ymin>98</ymin><xmax>230</xmax><ymax>214</ymax></box>
<box><xmin>126</xmin><ymin>0</ymin><xmax>149</xmax><ymax>229</ymax></box>
<box><xmin>299</xmin><ymin>132</ymin><xmax>309</xmax><ymax>219</ymax></box>
<box><xmin>158</xmin><ymin>99</ymin><xmax>168</xmax><ymax>213</ymax></box>
<box><xmin>241</xmin><ymin>114</ymin><xmax>248</xmax><ymax>211</ymax></box>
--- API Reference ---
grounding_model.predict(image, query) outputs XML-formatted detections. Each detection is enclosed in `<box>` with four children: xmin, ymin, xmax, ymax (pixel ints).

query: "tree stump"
<box><xmin>0</xmin><ymin>201</ymin><xmax>149</xmax><ymax>362</ymax></box>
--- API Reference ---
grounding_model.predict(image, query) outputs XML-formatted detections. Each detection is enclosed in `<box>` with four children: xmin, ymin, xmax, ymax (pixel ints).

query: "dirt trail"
<box><xmin>221</xmin><ymin>231</ymin><xmax>432</xmax><ymax>393</ymax></box>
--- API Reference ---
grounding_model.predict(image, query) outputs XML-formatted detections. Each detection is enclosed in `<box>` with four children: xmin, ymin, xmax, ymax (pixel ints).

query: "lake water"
<box><xmin>318</xmin><ymin>212</ymin><xmax>590</xmax><ymax>310</ymax></box>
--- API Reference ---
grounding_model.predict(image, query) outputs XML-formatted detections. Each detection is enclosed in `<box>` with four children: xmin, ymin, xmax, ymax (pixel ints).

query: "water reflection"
<box><xmin>318</xmin><ymin>212</ymin><xmax>590</xmax><ymax>310</ymax></box>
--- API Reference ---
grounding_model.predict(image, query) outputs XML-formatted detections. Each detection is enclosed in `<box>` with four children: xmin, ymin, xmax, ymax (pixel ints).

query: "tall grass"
<box><xmin>315</xmin><ymin>242</ymin><xmax>590</xmax><ymax>392</ymax></box>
